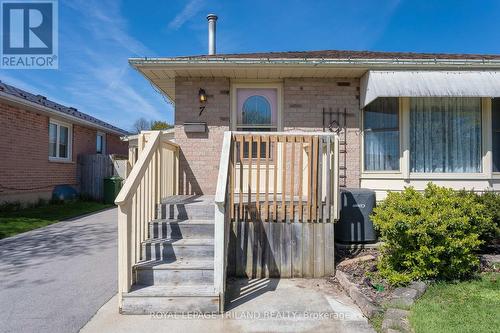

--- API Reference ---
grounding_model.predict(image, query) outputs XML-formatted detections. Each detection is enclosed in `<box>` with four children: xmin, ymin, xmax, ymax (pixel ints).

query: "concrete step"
<box><xmin>121</xmin><ymin>284</ymin><xmax>219</xmax><ymax>314</ymax></box>
<box><xmin>157</xmin><ymin>195</ymin><xmax>215</xmax><ymax>220</ymax></box>
<box><xmin>149</xmin><ymin>219</ymin><xmax>214</xmax><ymax>239</ymax></box>
<box><xmin>134</xmin><ymin>259</ymin><xmax>214</xmax><ymax>286</ymax></box>
<box><xmin>142</xmin><ymin>238</ymin><xmax>214</xmax><ymax>261</ymax></box>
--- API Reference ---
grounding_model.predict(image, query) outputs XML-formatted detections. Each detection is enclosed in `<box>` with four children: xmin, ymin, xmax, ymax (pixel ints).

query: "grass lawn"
<box><xmin>0</xmin><ymin>200</ymin><xmax>113</xmax><ymax>239</ymax></box>
<box><xmin>410</xmin><ymin>273</ymin><xmax>500</xmax><ymax>333</ymax></box>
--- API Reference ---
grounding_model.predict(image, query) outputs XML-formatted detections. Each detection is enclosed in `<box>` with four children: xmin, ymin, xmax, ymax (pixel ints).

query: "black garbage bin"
<box><xmin>336</xmin><ymin>188</ymin><xmax>377</xmax><ymax>243</ymax></box>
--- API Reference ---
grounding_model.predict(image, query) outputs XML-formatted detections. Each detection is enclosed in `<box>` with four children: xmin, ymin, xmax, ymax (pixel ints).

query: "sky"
<box><xmin>2</xmin><ymin>0</ymin><xmax>500</xmax><ymax>132</ymax></box>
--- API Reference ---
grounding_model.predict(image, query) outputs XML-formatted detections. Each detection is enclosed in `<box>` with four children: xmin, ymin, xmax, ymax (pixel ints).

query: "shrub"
<box><xmin>0</xmin><ymin>201</ymin><xmax>22</xmax><ymax>212</ymax></box>
<box><xmin>474</xmin><ymin>191</ymin><xmax>500</xmax><ymax>242</ymax></box>
<box><xmin>371</xmin><ymin>183</ymin><xmax>495</xmax><ymax>285</ymax></box>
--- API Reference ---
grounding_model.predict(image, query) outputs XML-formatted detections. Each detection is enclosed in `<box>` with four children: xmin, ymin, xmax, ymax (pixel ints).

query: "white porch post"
<box><xmin>117</xmin><ymin>202</ymin><xmax>132</xmax><ymax>309</ymax></box>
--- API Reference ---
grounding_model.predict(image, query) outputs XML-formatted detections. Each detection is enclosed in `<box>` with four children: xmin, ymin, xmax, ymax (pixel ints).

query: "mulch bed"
<box><xmin>331</xmin><ymin>244</ymin><xmax>499</xmax><ymax>308</ymax></box>
<box><xmin>332</xmin><ymin>248</ymin><xmax>393</xmax><ymax>304</ymax></box>
<box><xmin>330</xmin><ymin>242</ymin><xmax>499</xmax><ymax>332</ymax></box>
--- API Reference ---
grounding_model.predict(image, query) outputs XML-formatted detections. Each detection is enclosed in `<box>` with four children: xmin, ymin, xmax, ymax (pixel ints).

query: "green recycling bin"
<box><xmin>103</xmin><ymin>176</ymin><xmax>123</xmax><ymax>204</ymax></box>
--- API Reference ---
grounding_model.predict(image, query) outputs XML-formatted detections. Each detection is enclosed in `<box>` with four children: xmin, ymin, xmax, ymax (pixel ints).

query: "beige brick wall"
<box><xmin>174</xmin><ymin>77</ymin><xmax>230</xmax><ymax>195</ymax></box>
<box><xmin>173</xmin><ymin>77</ymin><xmax>361</xmax><ymax>194</ymax></box>
<box><xmin>283</xmin><ymin>78</ymin><xmax>361</xmax><ymax>188</ymax></box>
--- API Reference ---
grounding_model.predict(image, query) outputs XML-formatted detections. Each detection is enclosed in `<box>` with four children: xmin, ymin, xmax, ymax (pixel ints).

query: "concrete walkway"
<box><xmin>81</xmin><ymin>278</ymin><xmax>375</xmax><ymax>333</ymax></box>
<box><xmin>0</xmin><ymin>208</ymin><xmax>118</xmax><ymax>333</ymax></box>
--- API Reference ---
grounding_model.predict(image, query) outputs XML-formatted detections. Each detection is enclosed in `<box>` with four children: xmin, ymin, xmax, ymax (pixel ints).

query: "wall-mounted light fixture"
<box><xmin>199</xmin><ymin>88</ymin><xmax>207</xmax><ymax>103</ymax></box>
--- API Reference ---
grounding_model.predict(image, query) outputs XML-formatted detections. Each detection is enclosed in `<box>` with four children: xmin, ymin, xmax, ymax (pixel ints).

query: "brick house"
<box><xmin>113</xmin><ymin>16</ymin><xmax>500</xmax><ymax>314</ymax></box>
<box><xmin>131</xmin><ymin>52</ymin><xmax>500</xmax><ymax>199</ymax></box>
<box><xmin>0</xmin><ymin>81</ymin><xmax>129</xmax><ymax>205</ymax></box>
<box><xmin>118</xmin><ymin>48</ymin><xmax>500</xmax><ymax>313</ymax></box>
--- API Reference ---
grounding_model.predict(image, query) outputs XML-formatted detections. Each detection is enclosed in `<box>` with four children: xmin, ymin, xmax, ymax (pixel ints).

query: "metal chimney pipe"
<box><xmin>207</xmin><ymin>14</ymin><xmax>218</xmax><ymax>55</ymax></box>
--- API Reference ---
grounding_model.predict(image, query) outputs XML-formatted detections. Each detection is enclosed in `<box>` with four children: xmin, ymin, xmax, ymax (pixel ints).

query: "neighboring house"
<box><xmin>0</xmin><ymin>81</ymin><xmax>129</xmax><ymax>204</ymax></box>
<box><xmin>114</xmin><ymin>16</ymin><xmax>500</xmax><ymax>314</ymax></box>
<box><xmin>123</xmin><ymin>128</ymin><xmax>175</xmax><ymax>169</ymax></box>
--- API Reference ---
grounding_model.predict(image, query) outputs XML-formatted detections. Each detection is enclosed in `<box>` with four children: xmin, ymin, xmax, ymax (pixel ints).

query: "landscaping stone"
<box><xmin>392</xmin><ymin>287</ymin><xmax>419</xmax><ymax>300</ymax></box>
<box><xmin>383</xmin><ymin>287</ymin><xmax>419</xmax><ymax>309</ymax></box>
<box><xmin>480</xmin><ymin>254</ymin><xmax>500</xmax><ymax>271</ymax></box>
<box><xmin>381</xmin><ymin>308</ymin><xmax>411</xmax><ymax>333</ymax></box>
<box><xmin>333</xmin><ymin>251</ymin><xmax>431</xmax><ymax>332</ymax></box>
<box><xmin>408</xmin><ymin>281</ymin><xmax>427</xmax><ymax>298</ymax></box>
<box><xmin>386</xmin><ymin>329</ymin><xmax>402</xmax><ymax>333</ymax></box>
<box><xmin>337</xmin><ymin>254</ymin><xmax>376</xmax><ymax>269</ymax></box>
<box><xmin>335</xmin><ymin>269</ymin><xmax>356</xmax><ymax>290</ymax></box>
<box><xmin>349</xmin><ymin>286</ymin><xmax>383</xmax><ymax>318</ymax></box>
<box><xmin>335</xmin><ymin>270</ymin><xmax>383</xmax><ymax>318</ymax></box>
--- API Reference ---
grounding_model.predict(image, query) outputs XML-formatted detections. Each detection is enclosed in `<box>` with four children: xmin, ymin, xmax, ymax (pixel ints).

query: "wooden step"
<box><xmin>142</xmin><ymin>238</ymin><xmax>214</xmax><ymax>261</ymax></box>
<box><xmin>121</xmin><ymin>284</ymin><xmax>219</xmax><ymax>314</ymax></box>
<box><xmin>149</xmin><ymin>219</ymin><xmax>214</xmax><ymax>239</ymax></box>
<box><xmin>134</xmin><ymin>259</ymin><xmax>214</xmax><ymax>286</ymax></box>
<box><xmin>157</xmin><ymin>195</ymin><xmax>215</xmax><ymax>220</ymax></box>
<box><xmin>126</xmin><ymin>195</ymin><xmax>219</xmax><ymax>314</ymax></box>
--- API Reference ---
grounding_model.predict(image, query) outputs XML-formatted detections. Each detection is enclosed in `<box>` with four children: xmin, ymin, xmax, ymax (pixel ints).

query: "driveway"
<box><xmin>0</xmin><ymin>208</ymin><xmax>118</xmax><ymax>333</ymax></box>
<box><xmin>81</xmin><ymin>278</ymin><xmax>375</xmax><ymax>333</ymax></box>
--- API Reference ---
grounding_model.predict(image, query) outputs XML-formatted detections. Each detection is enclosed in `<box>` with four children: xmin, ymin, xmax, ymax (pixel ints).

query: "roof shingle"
<box><xmin>0</xmin><ymin>81</ymin><xmax>129</xmax><ymax>135</ymax></box>
<box><xmin>180</xmin><ymin>49</ymin><xmax>500</xmax><ymax>61</ymax></box>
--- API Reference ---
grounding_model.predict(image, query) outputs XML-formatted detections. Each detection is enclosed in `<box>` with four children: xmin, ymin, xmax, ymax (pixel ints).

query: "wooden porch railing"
<box><xmin>214</xmin><ymin>131</ymin><xmax>233</xmax><ymax>311</ymax></box>
<box><xmin>115</xmin><ymin>131</ymin><xmax>179</xmax><ymax>307</ymax></box>
<box><xmin>214</xmin><ymin>131</ymin><xmax>340</xmax><ymax>301</ymax></box>
<box><xmin>228</xmin><ymin>131</ymin><xmax>340</xmax><ymax>223</ymax></box>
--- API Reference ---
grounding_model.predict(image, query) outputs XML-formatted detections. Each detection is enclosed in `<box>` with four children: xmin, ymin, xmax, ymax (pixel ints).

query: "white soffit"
<box><xmin>360</xmin><ymin>70</ymin><xmax>500</xmax><ymax>107</ymax></box>
<box><xmin>134</xmin><ymin>65</ymin><xmax>368</xmax><ymax>103</ymax></box>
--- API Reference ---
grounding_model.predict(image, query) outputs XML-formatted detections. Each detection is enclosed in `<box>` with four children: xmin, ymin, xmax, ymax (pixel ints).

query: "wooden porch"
<box><xmin>228</xmin><ymin>132</ymin><xmax>340</xmax><ymax>223</ymax></box>
<box><xmin>115</xmin><ymin>130</ymin><xmax>340</xmax><ymax>313</ymax></box>
<box><xmin>219</xmin><ymin>132</ymin><xmax>340</xmax><ymax>280</ymax></box>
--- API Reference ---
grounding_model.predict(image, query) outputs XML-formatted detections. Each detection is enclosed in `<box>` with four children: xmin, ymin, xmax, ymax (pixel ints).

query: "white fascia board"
<box><xmin>129</xmin><ymin>57</ymin><xmax>500</xmax><ymax>68</ymax></box>
<box><xmin>0</xmin><ymin>91</ymin><xmax>127</xmax><ymax>136</ymax></box>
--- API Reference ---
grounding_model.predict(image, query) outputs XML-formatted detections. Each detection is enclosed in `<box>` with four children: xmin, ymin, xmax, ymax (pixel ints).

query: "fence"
<box><xmin>78</xmin><ymin>154</ymin><xmax>127</xmax><ymax>201</ymax></box>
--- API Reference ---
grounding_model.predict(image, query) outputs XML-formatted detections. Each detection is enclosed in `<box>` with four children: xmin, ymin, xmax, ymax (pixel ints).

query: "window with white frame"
<box><xmin>410</xmin><ymin>97</ymin><xmax>482</xmax><ymax>173</ymax></box>
<box><xmin>96</xmin><ymin>132</ymin><xmax>105</xmax><ymax>154</ymax></box>
<box><xmin>363</xmin><ymin>97</ymin><xmax>400</xmax><ymax>171</ymax></box>
<box><xmin>49</xmin><ymin>120</ymin><xmax>72</xmax><ymax>160</ymax></box>
<box><xmin>236</xmin><ymin>88</ymin><xmax>278</xmax><ymax>131</ymax></box>
<box><xmin>236</xmin><ymin>88</ymin><xmax>278</xmax><ymax>158</ymax></box>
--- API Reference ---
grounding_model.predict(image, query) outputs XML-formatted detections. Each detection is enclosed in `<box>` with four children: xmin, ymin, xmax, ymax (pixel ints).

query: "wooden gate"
<box><xmin>77</xmin><ymin>154</ymin><xmax>114</xmax><ymax>201</ymax></box>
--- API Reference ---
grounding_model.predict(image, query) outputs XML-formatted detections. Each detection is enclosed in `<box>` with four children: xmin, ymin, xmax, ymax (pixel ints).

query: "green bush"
<box><xmin>0</xmin><ymin>201</ymin><xmax>22</xmax><ymax>212</ymax></box>
<box><xmin>371</xmin><ymin>183</ymin><xmax>495</xmax><ymax>285</ymax></box>
<box><xmin>474</xmin><ymin>191</ymin><xmax>500</xmax><ymax>242</ymax></box>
